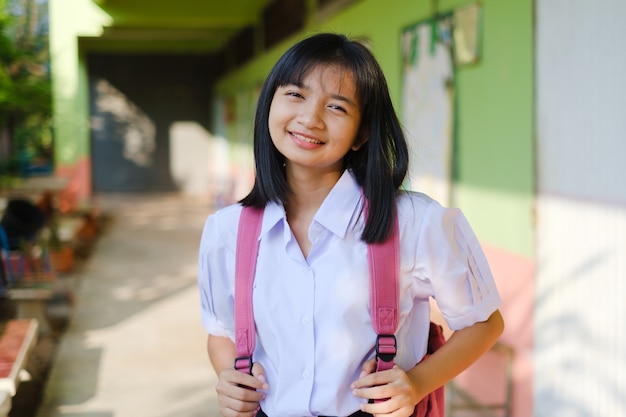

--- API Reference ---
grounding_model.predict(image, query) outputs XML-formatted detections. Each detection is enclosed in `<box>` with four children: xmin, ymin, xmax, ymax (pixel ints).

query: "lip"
<box><xmin>289</xmin><ymin>131</ymin><xmax>324</xmax><ymax>148</ymax></box>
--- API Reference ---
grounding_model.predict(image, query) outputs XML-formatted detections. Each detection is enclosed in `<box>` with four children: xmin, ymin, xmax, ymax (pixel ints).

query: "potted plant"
<box><xmin>44</xmin><ymin>211</ymin><xmax>74</xmax><ymax>272</ymax></box>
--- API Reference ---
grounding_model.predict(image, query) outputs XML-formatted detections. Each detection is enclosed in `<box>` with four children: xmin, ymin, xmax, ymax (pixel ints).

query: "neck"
<box><xmin>287</xmin><ymin>168</ymin><xmax>341</xmax><ymax>204</ymax></box>
<box><xmin>284</xmin><ymin>168</ymin><xmax>342</xmax><ymax>220</ymax></box>
<box><xmin>283</xmin><ymin>168</ymin><xmax>343</xmax><ymax>259</ymax></box>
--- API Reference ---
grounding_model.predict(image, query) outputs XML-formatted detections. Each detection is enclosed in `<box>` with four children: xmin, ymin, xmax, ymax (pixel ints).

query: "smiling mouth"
<box><xmin>291</xmin><ymin>132</ymin><xmax>323</xmax><ymax>145</ymax></box>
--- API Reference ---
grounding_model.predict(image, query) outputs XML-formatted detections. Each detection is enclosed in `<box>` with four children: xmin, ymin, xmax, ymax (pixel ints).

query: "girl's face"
<box><xmin>268</xmin><ymin>65</ymin><xmax>364</xmax><ymax>176</ymax></box>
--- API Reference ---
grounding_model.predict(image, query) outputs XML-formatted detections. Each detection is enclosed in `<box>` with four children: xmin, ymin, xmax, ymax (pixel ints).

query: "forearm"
<box><xmin>207</xmin><ymin>334</ymin><xmax>236</xmax><ymax>375</ymax></box>
<box><xmin>408</xmin><ymin>309</ymin><xmax>504</xmax><ymax>399</ymax></box>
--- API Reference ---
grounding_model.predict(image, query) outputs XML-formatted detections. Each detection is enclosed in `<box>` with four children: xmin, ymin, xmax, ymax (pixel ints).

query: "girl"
<box><xmin>198</xmin><ymin>33</ymin><xmax>504</xmax><ymax>417</ymax></box>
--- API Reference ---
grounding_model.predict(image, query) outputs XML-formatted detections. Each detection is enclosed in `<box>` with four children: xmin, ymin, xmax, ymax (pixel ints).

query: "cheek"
<box><xmin>343</xmin><ymin>124</ymin><xmax>363</xmax><ymax>150</ymax></box>
<box><xmin>268</xmin><ymin>100</ymin><xmax>288</xmax><ymax>130</ymax></box>
<box><xmin>268</xmin><ymin>106</ymin><xmax>281</xmax><ymax>138</ymax></box>
<box><xmin>268</xmin><ymin>113</ymin><xmax>288</xmax><ymax>155</ymax></box>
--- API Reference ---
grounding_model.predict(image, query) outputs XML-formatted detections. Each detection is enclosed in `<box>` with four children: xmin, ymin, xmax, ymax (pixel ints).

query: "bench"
<box><xmin>0</xmin><ymin>187</ymin><xmax>92</xmax><ymax>336</ymax></box>
<box><xmin>0</xmin><ymin>193</ymin><xmax>97</xmax><ymax>334</ymax></box>
<box><xmin>0</xmin><ymin>250</ymin><xmax>56</xmax><ymax>335</ymax></box>
<box><xmin>0</xmin><ymin>319</ymin><xmax>39</xmax><ymax>417</ymax></box>
<box><xmin>5</xmin><ymin>285</ymin><xmax>54</xmax><ymax>335</ymax></box>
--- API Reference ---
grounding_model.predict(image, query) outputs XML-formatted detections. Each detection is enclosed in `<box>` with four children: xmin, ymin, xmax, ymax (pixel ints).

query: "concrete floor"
<box><xmin>36</xmin><ymin>193</ymin><xmax>221</xmax><ymax>417</ymax></box>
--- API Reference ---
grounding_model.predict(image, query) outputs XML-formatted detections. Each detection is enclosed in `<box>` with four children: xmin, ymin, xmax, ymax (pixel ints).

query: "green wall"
<box><xmin>49</xmin><ymin>0</ymin><xmax>112</xmax><ymax>165</ymax></box>
<box><xmin>450</xmin><ymin>0</ymin><xmax>534</xmax><ymax>257</ymax></box>
<box><xmin>215</xmin><ymin>0</ymin><xmax>535</xmax><ymax>257</ymax></box>
<box><xmin>49</xmin><ymin>0</ymin><xmax>534</xmax><ymax>257</ymax></box>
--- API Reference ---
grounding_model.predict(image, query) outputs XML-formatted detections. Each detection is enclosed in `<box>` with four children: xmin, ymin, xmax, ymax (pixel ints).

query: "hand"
<box><xmin>215</xmin><ymin>362</ymin><xmax>269</xmax><ymax>417</ymax></box>
<box><xmin>358</xmin><ymin>358</ymin><xmax>377</xmax><ymax>378</ymax></box>
<box><xmin>351</xmin><ymin>364</ymin><xmax>420</xmax><ymax>417</ymax></box>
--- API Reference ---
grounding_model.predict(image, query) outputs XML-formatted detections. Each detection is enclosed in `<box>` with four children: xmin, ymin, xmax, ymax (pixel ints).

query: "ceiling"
<box><xmin>84</xmin><ymin>0</ymin><xmax>276</xmax><ymax>54</ymax></box>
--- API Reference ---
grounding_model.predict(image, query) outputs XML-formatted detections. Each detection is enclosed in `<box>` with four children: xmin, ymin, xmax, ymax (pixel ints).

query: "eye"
<box><xmin>328</xmin><ymin>103</ymin><xmax>348</xmax><ymax>113</ymax></box>
<box><xmin>279</xmin><ymin>85</ymin><xmax>304</xmax><ymax>99</ymax></box>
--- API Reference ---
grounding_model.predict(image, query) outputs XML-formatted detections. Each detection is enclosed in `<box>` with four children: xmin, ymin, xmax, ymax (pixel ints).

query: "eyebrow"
<box><xmin>329</xmin><ymin>92</ymin><xmax>358</xmax><ymax>108</ymax></box>
<box><xmin>284</xmin><ymin>80</ymin><xmax>359</xmax><ymax>108</ymax></box>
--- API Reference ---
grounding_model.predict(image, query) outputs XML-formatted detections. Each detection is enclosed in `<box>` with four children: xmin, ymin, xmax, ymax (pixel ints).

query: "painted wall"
<box><xmin>215</xmin><ymin>0</ymin><xmax>534</xmax><ymax>257</ymax></box>
<box><xmin>535</xmin><ymin>0</ymin><xmax>626</xmax><ymax>415</ymax></box>
<box><xmin>49</xmin><ymin>0</ymin><xmax>112</xmax><ymax>210</ymax></box>
<box><xmin>214</xmin><ymin>1</ymin><xmax>535</xmax><ymax>416</ymax></box>
<box><xmin>49</xmin><ymin>0</ymin><xmax>224</xmax><ymax>203</ymax></box>
<box><xmin>48</xmin><ymin>0</ymin><xmax>536</xmax><ymax>414</ymax></box>
<box><xmin>87</xmin><ymin>53</ymin><xmax>213</xmax><ymax>192</ymax></box>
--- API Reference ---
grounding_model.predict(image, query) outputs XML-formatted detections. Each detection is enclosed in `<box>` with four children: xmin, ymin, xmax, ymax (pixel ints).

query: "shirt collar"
<box><xmin>260</xmin><ymin>200</ymin><xmax>285</xmax><ymax>239</ymax></box>
<box><xmin>259</xmin><ymin>170</ymin><xmax>363</xmax><ymax>240</ymax></box>
<box><xmin>315</xmin><ymin>170</ymin><xmax>363</xmax><ymax>239</ymax></box>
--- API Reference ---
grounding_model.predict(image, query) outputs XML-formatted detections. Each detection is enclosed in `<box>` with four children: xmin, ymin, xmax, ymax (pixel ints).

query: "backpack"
<box><xmin>233</xmin><ymin>205</ymin><xmax>445</xmax><ymax>416</ymax></box>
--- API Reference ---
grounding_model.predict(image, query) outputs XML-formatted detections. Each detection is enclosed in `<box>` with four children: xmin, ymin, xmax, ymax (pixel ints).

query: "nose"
<box><xmin>298</xmin><ymin>101</ymin><xmax>324</xmax><ymax>129</ymax></box>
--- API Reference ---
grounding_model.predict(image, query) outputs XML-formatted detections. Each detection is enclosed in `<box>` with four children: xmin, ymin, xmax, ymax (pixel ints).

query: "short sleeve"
<box><xmin>197</xmin><ymin>206</ymin><xmax>240</xmax><ymax>340</ymax></box>
<box><xmin>415</xmin><ymin>202</ymin><xmax>502</xmax><ymax>330</ymax></box>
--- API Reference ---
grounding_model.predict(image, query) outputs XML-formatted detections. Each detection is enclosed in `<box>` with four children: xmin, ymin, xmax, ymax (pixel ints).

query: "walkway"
<box><xmin>36</xmin><ymin>193</ymin><xmax>221</xmax><ymax>417</ymax></box>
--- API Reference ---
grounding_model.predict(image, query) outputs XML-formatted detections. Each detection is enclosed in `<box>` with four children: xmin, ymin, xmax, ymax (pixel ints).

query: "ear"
<box><xmin>351</xmin><ymin>131</ymin><xmax>369</xmax><ymax>151</ymax></box>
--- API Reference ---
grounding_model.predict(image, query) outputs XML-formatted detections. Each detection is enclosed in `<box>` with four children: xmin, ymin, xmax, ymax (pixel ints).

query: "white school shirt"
<box><xmin>198</xmin><ymin>170</ymin><xmax>501</xmax><ymax>417</ymax></box>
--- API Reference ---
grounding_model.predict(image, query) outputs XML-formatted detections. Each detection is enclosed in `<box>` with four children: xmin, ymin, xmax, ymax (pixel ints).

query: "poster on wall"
<box><xmin>401</xmin><ymin>15</ymin><xmax>455</xmax><ymax>206</ymax></box>
<box><xmin>453</xmin><ymin>2</ymin><xmax>483</xmax><ymax>66</ymax></box>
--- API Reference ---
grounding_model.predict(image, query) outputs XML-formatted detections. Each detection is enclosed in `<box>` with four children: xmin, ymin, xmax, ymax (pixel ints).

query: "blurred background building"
<box><xmin>3</xmin><ymin>0</ymin><xmax>624</xmax><ymax>416</ymax></box>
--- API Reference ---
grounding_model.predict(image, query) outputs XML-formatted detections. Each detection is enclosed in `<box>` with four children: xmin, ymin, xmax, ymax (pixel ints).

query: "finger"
<box><xmin>219</xmin><ymin>395</ymin><xmax>261</xmax><ymax>417</ymax></box>
<box><xmin>217</xmin><ymin>382</ymin><xmax>264</xmax><ymax>415</ymax></box>
<box><xmin>237</xmin><ymin>372</ymin><xmax>267</xmax><ymax>392</ymax></box>
<box><xmin>220</xmin><ymin>370</ymin><xmax>267</xmax><ymax>400</ymax></box>
<box><xmin>359</xmin><ymin>358</ymin><xmax>377</xmax><ymax>378</ymax></box>
<box><xmin>352</xmin><ymin>367</ymin><xmax>394</xmax><ymax>390</ymax></box>
<box><xmin>352</xmin><ymin>383</ymin><xmax>388</xmax><ymax>402</ymax></box>
<box><xmin>360</xmin><ymin>394</ymin><xmax>417</xmax><ymax>417</ymax></box>
<box><xmin>251</xmin><ymin>363</ymin><xmax>269</xmax><ymax>391</ymax></box>
<box><xmin>358</xmin><ymin>396</ymin><xmax>394</xmax><ymax>416</ymax></box>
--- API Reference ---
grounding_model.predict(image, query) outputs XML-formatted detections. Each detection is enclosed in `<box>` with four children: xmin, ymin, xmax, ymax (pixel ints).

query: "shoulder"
<box><xmin>206</xmin><ymin>203</ymin><xmax>244</xmax><ymax>223</ymax></box>
<box><xmin>395</xmin><ymin>190</ymin><xmax>467</xmax><ymax>239</ymax></box>
<box><xmin>395</xmin><ymin>190</ymin><xmax>438</xmax><ymax>227</ymax></box>
<box><xmin>396</xmin><ymin>190</ymin><xmax>436</xmax><ymax>210</ymax></box>
<box><xmin>200</xmin><ymin>203</ymin><xmax>244</xmax><ymax>253</ymax></box>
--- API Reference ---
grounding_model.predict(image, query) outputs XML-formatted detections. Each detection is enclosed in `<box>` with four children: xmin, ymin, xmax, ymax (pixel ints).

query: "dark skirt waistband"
<box><xmin>257</xmin><ymin>409</ymin><xmax>372</xmax><ymax>417</ymax></box>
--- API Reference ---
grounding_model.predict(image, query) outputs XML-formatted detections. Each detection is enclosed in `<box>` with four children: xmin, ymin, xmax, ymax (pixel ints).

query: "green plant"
<box><xmin>42</xmin><ymin>209</ymin><xmax>75</xmax><ymax>272</ymax></box>
<box><xmin>0</xmin><ymin>0</ymin><xmax>52</xmax><ymax>178</ymax></box>
<box><xmin>44</xmin><ymin>210</ymin><xmax>64</xmax><ymax>250</ymax></box>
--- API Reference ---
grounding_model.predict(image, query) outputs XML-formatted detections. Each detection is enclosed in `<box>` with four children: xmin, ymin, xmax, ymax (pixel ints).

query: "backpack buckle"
<box><xmin>234</xmin><ymin>356</ymin><xmax>253</xmax><ymax>374</ymax></box>
<box><xmin>376</xmin><ymin>334</ymin><xmax>397</xmax><ymax>362</ymax></box>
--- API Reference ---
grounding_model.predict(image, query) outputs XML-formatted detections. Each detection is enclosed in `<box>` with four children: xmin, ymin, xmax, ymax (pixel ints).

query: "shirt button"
<box><xmin>301</xmin><ymin>315</ymin><xmax>310</xmax><ymax>324</ymax></box>
<box><xmin>302</xmin><ymin>370</ymin><xmax>310</xmax><ymax>378</ymax></box>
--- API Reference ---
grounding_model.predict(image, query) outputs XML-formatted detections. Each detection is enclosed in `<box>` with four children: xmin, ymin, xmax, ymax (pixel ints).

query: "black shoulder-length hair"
<box><xmin>240</xmin><ymin>33</ymin><xmax>409</xmax><ymax>243</ymax></box>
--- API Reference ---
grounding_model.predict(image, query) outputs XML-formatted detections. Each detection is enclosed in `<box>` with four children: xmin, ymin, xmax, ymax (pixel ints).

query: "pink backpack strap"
<box><xmin>234</xmin><ymin>204</ymin><xmax>401</xmax><ymax>374</ymax></box>
<box><xmin>234</xmin><ymin>205</ymin><xmax>264</xmax><ymax>374</ymax></box>
<box><xmin>368</xmin><ymin>215</ymin><xmax>400</xmax><ymax>372</ymax></box>
<box><xmin>367</xmin><ymin>214</ymin><xmax>446</xmax><ymax>417</ymax></box>
<box><xmin>235</xmin><ymin>204</ymin><xmax>444</xmax><ymax>416</ymax></box>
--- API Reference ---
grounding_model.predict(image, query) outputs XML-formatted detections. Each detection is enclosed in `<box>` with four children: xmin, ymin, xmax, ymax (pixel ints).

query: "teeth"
<box><xmin>292</xmin><ymin>132</ymin><xmax>322</xmax><ymax>144</ymax></box>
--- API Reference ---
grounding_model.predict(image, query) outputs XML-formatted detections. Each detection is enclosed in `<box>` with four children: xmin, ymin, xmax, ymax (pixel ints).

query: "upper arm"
<box><xmin>198</xmin><ymin>209</ymin><xmax>238</xmax><ymax>338</ymax></box>
<box><xmin>414</xmin><ymin>203</ymin><xmax>502</xmax><ymax>330</ymax></box>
